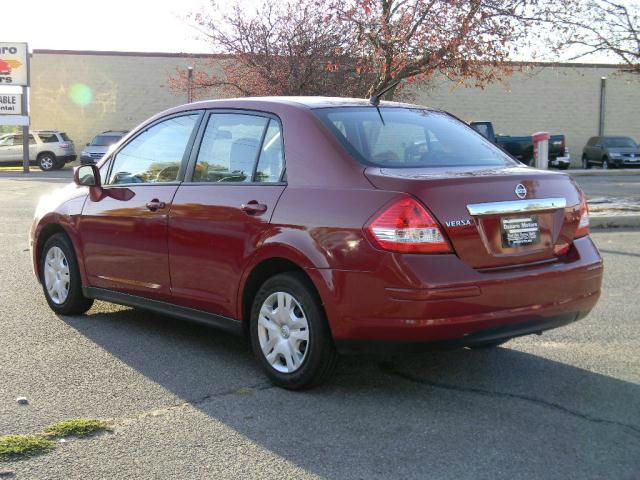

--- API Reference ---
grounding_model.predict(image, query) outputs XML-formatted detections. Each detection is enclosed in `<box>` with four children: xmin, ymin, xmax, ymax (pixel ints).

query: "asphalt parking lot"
<box><xmin>0</xmin><ymin>175</ymin><xmax>639</xmax><ymax>479</ymax></box>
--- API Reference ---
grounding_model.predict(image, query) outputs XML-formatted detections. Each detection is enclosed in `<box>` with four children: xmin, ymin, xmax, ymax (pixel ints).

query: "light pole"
<box><xmin>187</xmin><ymin>66</ymin><xmax>194</xmax><ymax>103</ymax></box>
<box><xmin>598</xmin><ymin>76</ymin><xmax>606</xmax><ymax>136</ymax></box>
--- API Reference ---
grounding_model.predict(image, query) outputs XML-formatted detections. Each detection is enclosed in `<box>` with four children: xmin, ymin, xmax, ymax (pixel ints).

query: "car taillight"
<box><xmin>575</xmin><ymin>193</ymin><xmax>589</xmax><ymax>238</ymax></box>
<box><xmin>59</xmin><ymin>142</ymin><xmax>71</xmax><ymax>149</ymax></box>
<box><xmin>365</xmin><ymin>197</ymin><xmax>452</xmax><ymax>253</ymax></box>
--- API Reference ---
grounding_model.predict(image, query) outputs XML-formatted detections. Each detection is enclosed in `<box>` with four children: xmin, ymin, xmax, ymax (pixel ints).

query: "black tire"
<box><xmin>602</xmin><ymin>157</ymin><xmax>610</xmax><ymax>169</ymax></box>
<box><xmin>249</xmin><ymin>272</ymin><xmax>338</xmax><ymax>389</ymax></box>
<box><xmin>37</xmin><ymin>153</ymin><xmax>57</xmax><ymax>171</ymax></box>
<box><xmin>557</xmin><ymin>164</ymin><xmax>569</xmax><ymax>170</ymax></box>
<box><xmin>582</xmin><ymin>155</ymin><xmax>591</xmax><ymax>169</ymax></box>
<box><xmin>40</xmin><ymin>233</ymin><xmax>93</xmax><ymax>315</ymax></box>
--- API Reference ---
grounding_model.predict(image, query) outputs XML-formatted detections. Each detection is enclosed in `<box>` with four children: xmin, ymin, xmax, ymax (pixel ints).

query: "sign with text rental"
<box><xmin>0</xmin><ymin>93</ymin><xmax>22</xmax><ymax>114</ymax></box>
<box><xmin>0</xmin><ymin>42</ymin><xmax>29</xmax><ymax>86</ymax></box>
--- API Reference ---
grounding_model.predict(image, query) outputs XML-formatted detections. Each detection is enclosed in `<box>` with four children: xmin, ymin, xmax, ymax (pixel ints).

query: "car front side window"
<box><xmin>108</xmin><ymin>114</ymin><xmax>198</xmax><ymax>185</ymax></box>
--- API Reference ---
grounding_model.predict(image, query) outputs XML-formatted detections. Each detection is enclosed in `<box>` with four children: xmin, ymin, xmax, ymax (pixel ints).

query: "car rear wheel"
<box><xmin>40</xmin><ymin>233</ymin><xmax>93</xmax><ymax>315</ymax></box>
<box><xmin>37</xmin><ymin>153</ymin><xmax>57</xmax><ymax>171</ymax></box>
<box><xmin>250</xmin><ymin>272</ymin><xmax>338</xmax><ymax>389</ymax></box>
<box><xmin>602</xmin><ymin>157</ymin><xmax>610</xmax><ymax>169</ymax></box>
<box><xmin>582</xmin><ymin>155</ymin><xmax>591</xmax><ymax>169</ymax></box>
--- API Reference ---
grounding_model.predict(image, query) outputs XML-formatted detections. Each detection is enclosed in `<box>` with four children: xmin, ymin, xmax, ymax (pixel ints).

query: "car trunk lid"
<box><xmin>364</xmin><ymin>165</ymin><xmax>583</xmax><ymax>269</ymax></box>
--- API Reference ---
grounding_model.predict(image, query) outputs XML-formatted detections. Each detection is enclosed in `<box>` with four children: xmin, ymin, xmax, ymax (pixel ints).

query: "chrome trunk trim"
<box><xmin>467</xmin><ymin>198</ymin><xmax>567</xmax><ymax>216</ymax></box>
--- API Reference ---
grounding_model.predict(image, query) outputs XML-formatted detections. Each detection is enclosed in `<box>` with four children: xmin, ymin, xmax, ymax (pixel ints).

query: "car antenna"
<box><xmin>369</xmin><ymin>80</ymin><xmax>401</xmax><ymax>125</ymax></box>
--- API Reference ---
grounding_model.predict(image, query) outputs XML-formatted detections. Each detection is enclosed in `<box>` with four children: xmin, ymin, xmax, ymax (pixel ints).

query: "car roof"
<box><xmin>185</xmin><ymin>96</ymin><xmax>429</xmax><ymax>110</ymax></box>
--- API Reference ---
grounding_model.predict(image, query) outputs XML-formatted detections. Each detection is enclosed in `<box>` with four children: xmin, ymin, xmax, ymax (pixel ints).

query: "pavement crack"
<box><xmin>378</xmin><ymin>362</ymin><xmax>640</xmax><ymax>438</ymax></box>
<box><xmin>115</xmin><ymin>382</ymin><xmax>275</xmax><ymax>424</ymax></box>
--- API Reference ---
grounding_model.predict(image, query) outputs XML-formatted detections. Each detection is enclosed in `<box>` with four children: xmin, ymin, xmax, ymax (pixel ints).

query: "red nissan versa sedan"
<box><xmin>31</xmin><ymin>97</ymin><xmax>603</xmax><ymax>389</ymax></box>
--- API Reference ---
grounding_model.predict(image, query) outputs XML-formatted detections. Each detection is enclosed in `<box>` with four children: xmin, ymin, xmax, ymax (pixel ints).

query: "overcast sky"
<box><xmin>6</xmin><ymin>0</ymin><xmax>214</xmax><ymax>53</ymax></box>
<box><xmin>6</xmin><ymin>0</ymin><xmax>638</xmax><ymax>58</ymax></box>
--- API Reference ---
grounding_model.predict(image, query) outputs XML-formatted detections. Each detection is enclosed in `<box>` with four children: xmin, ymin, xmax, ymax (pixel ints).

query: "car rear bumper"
<box><xmin>58</xmin><ymin>154</ymin><xmax>77</xmax><ymax>163</ymax></box>
<box><xmin>309</xmin><ymin>235</ymin><xmax>603</xmax><ymax>346</ymax></box>
<box><xmin>335</xmin><ymin>311</ymin><xmax>583</xmax><ymax>354</ymax></box>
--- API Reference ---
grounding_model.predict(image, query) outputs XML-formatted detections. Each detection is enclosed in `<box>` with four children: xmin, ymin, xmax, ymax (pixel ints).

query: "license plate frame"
<box><xmin>500</xmin><ymin>215</ymin><xmax>541</xmax><ymax>248</ymax></box>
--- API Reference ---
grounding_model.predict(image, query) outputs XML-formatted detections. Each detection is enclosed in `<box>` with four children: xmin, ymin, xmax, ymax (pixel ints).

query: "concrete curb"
<box><xmin>568</xmin><ymin>169</ymin><xmax>640</xmax><ymax>177</ymax></box>
<box><xmin>590</xmin><ymin>215</ymin><xmax>640</xmax><ymax>229</ymax></box>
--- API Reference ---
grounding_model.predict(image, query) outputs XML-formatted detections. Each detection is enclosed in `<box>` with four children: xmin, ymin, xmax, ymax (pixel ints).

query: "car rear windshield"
<box><xmin>603</xmin><ymin>137</ymin><xmax>637</xmax><ymax>148</ymax></box>
<box><xmin>90</xmin><ymin>135</ymin><xmax>122</xmax><ymax>147</ymax></box>
<box><xmin>313</xmin><ymin>107</ymin><xmax>515</xmax><ymax>168</ymax></box>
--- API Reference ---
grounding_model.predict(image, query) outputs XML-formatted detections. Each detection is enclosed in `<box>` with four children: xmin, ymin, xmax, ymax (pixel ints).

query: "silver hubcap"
<box><xmin>41</xmin><ymin>157</ymin><xmax>54</xmax><ymax>170</ymax></box>
<box><xmin>44</xmin><ymin>246</ymin><xmax>70</xmax><ymax>304</ymax></box>
<box><xmin>603</xmin><ymin>160</ymin><xmax>608</xmax><ymax>169</ymax></box>
<box><xmin>257</xmin><ymin>291</ymin><xmax>309</xmax><ymax>373</ymax></box>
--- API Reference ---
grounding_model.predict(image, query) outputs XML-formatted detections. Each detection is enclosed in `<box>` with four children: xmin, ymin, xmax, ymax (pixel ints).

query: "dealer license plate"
<box><xmin>501</xmin><ymin>216</ymin><xmax>540</xmax><ymax>248</ymax></box>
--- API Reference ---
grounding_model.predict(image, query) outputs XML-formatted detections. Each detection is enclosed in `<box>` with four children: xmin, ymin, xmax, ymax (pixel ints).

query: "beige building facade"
<box><xmin>29</xmin><ymin>49</ymin><xmax>639</xmax><ymax>166</ymax></box>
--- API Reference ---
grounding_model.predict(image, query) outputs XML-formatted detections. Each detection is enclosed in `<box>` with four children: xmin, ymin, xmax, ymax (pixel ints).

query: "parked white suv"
<box><xmin>0</xmin><ymin>130</ymin><xmax>77</xmax><ymax>171</ymax></box>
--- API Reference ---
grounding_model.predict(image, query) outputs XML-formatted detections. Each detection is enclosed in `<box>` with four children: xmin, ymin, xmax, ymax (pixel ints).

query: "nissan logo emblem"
<box><xmin>515</xmin><ymin>184</ymin><xmax>527</xmax><ymax>199</ymax></box>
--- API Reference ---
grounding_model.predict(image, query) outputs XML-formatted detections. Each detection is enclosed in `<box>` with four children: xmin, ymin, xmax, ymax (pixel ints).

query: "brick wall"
<box><xmin>29</xmin><ymin>50</ymin><xmax>640</xmax><ymax>165</ymax></box>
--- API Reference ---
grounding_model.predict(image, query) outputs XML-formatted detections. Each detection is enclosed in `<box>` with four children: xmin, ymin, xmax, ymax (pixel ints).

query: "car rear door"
<box><xmin>168</xmin><ymin>111</ymin><xmax>286</xmax><ymax>318</ymax></box>
<box><xmin>79</xmin><ymin>112</ymin><xmax>201</xmax><ymax>302</ymax></box>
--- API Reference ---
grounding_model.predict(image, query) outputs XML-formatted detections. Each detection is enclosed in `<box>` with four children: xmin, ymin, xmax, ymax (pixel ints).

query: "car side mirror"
<box><xmin>74</xmin><ymin>165</ymin><xmax>101</xmax><ymax>187</ymax></box>
<box><xmin>86</xmin><ymin>142</ymin><xmax>90</xmax><ymax>146</ymax></box>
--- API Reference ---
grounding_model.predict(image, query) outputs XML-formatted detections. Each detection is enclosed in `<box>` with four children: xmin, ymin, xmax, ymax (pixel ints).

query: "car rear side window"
<box><xmin>193</xmin><ymin>113</ymin><xmax>274</xmax><ymax>183</ymax></box>
<box><xmin>108</xmin><ymin>114</ymin><xmax>198</xmax><ymax>185</ymax></box>
<box><xmin>39</xmin><ymin>133</ymin><xmax>59</xmax><ymax>143</ymax></box>
<box><xmin>254</xmin><ymin>120</ymin><xmax>284</xmax><ymax>183</ymax></box>
<box><xmin>314</xmin><ymin>107</ymin><xmax>515</xmax><ymax>168</ymax></box>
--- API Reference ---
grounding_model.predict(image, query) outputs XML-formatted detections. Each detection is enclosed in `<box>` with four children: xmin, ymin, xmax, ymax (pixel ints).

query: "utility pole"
<box><xmin>22</xmin><ymin>48</ymin><xmax>31</xmax><ymax>173</ymax></box>
<box><xmin>187</xmin><ymin>66</ymin><xmax>194</xmax><ymax>104</ymax></box>
<box><xmin>598</xmin><ymin>77</ymin><xmax>606</xmax><ymax>137</ymax></box>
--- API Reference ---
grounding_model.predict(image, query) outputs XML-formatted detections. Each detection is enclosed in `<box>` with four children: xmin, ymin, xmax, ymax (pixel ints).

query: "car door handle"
<box><xmin>241</xmin><ymin>200</ymin><xmax>268</xmax><ymax>215</ymax></box>
<box><xmin>146</xmin><ymin>199</ymin><xmax>166</xmax><ymax>211</ymax></box>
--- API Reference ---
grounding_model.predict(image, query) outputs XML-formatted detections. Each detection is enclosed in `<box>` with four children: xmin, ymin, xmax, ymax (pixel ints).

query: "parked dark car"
<box><xmin>31</xmin><ymin>97</ymin><xmax>602</xmax><ymax>389</ymax></box>
<box><xmin>470</xmin><ymin>121</ymin><xmax>569</xmax><ymax>169</ymax></box>
<box><xmin>581</xmin><ymin>136</ymin><xmax>640</xmax><ymax>169</ymax></box>
<box><xmin>80</xmin><ymin>130</ymin><xmax>129</xmax><ymax>164</ymax></box>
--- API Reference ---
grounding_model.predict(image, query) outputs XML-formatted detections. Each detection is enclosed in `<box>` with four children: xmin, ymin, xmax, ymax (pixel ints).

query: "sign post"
<box><xmin>0</xmin><ymin>42</ymin><xmax>30</xmax><ymax>173</ymax></box>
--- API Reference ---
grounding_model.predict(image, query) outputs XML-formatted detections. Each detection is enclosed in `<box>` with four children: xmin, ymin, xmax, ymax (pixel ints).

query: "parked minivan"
<box><xmin>31</xmin><ymin>97</ymin><xmax>603</xmax><ymax>389</ymax></box>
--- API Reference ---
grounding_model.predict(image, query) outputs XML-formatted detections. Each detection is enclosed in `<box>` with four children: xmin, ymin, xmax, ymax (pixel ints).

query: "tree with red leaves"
<box><xmin>169</xmin><ymin>0</ymin><xmax>574</xmax><ymax>100</ymax></box>
<box><xmin>167</xmin><ymin>0</ymin><xmax>371</xmax><ymax>99</ymax></box>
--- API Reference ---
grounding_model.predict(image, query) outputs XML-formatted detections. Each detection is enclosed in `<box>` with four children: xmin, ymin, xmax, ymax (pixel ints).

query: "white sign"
<box><xmin>0</xmin><ymin>115</ymin><xmax>28</xmax><ymax>126</ymax></box>
<box><xmin>0</xmin><ymin>93</ymin><xmax>21</xmax><ymax>114</ymax></box>
<box><xmin>0</xmin><ymin>42</ymin><xmax>29</xmax><ymax>86</ymax></box>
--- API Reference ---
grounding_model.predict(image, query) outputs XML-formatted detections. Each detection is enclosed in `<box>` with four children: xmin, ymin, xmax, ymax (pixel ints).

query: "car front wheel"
<box><xmin>582</xmin><ymin>155</ymin><xmax>591</xmax><ymax>169</ymax></box>
<box><xmin>250</xmin><ymin>272</ymin><xmax>338</xmax><ymax>389</ymax></box>
<box><xmin>40</xmin><ymin>233</ymin><xmax>93</xmax><ymax>315</ymax></box>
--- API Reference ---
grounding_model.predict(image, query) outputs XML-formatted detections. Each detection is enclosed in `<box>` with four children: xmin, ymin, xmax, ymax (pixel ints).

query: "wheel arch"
<box><xmin>34</xmin><ymin>220</ymin><xmax>87</xmax><ymax>286</ymax></box>
<box><xmin>238</xmin><ymin>254</ymin><xmax>330</xmax><ymax>338</ymax></box>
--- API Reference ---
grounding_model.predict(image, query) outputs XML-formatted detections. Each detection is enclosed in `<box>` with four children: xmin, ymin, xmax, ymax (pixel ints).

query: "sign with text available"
<box><xmin>0</xmin><ymin>42</ymin><xmax>29</xmax><ymax>86</ymax></box>
<box><xmin>0</xmin><ymin>93</ymin><xmax>22</xmax><ymax>114</ymax></box>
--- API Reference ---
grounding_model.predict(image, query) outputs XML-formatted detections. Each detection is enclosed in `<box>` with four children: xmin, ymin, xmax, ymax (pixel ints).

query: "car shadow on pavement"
<box><xmin>61</xmin><ymin>304</ymin><xmax>640</xmax><ymax>479</ymax></box>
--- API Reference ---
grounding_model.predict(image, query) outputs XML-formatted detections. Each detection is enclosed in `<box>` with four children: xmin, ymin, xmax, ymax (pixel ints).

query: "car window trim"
<box><xmin>103</xmin><ymin>110</ymin><xmax>205</xmax><ymax>188</ymax></box>
<box><xmin>183</xmin><ymin>108</ymin><xmax>287</xmax><ymax>185</ymax></box>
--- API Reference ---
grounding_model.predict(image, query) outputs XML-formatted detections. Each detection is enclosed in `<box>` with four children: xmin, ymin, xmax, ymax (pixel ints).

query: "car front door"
<box><xmin>168</xmin><ymin>112</ymin><xmax>286</xmax><ymax>318</ymax></box>
<box><xmin>79</xmin><ymin>112</ymin><xmax>201</xmax><ymax>301</ymax></box>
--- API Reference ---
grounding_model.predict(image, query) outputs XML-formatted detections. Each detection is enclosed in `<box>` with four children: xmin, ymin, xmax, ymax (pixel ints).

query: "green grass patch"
<box><xmin>45</xmin><ymin>419</ymin><xmax>108</xmax><ymax>438</ymax></box>
<box><xmin>0</xmin><ymin>435</ymin><xmax>56</xmax><ymax>460</ymax></box>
